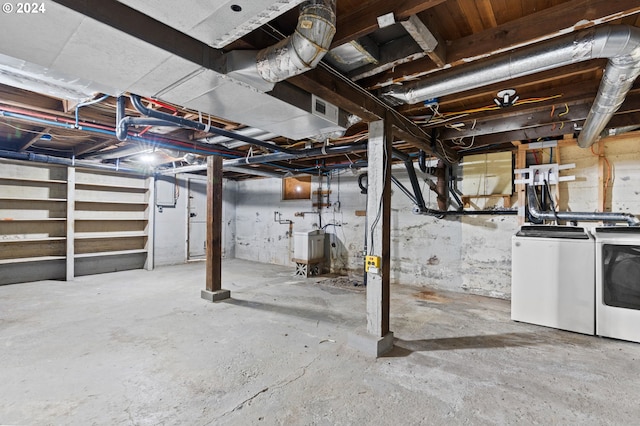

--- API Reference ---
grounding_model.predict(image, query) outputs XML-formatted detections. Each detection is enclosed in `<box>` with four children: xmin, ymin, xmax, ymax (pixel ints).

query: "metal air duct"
<box><xmin>256</xmin><ymin>0</ymin><xmax>336</xmax><ymax>83</ymax></box>
<box><xmin>381</xmin><ymin>25</ymin><xmax>640</xmax><ymax>149</ymax></box>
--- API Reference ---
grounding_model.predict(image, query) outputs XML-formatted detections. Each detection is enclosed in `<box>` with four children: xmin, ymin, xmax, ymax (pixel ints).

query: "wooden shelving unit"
<box><xmin>0</xmin><ymin>159</ymin><xmax>154</xmax><ymax>285</ymax></box>
<box><xmin>72</xmin><ymin>169</ymin><xmax>153</xmax><ymax>277</ymax></box>
<box><xmin>0</xmin><ymin>161</ymin><xmax>69</xmax><ymax>284</ymax></box>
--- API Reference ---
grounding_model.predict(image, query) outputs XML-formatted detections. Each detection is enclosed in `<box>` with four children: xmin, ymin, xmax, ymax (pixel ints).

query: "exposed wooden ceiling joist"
<box><xmin>332</xmin><ymin>0</ymin><xmax>447</xmax><ymax>49</ymax></box>
<box><xmin>362</xmin><ymin>0</ymin><xmax>640</xmax><ymax>89</ymax></box>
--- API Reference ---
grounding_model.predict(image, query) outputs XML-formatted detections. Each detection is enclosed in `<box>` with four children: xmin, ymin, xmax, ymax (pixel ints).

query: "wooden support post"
<box><xmin>515</xmin><ymin>143</ymin><xmax>527</xmax><ymax>225</ymax></box>
<box><xmin>66</xmin><ymin>167</ymin><xmax>75</xmax><ymax>281</ymax></box>
<box><xmin>596</xmin><ymin>139</ymin><xmax>607</xmax><ymax>212</ymax></box>
<box><xmin>201</xmin><ymin>155</ymin><xmax>230</xmax><ymax>302</ymax></box>
<box><xmin>349</xmin><ymin>117</ymin><xmax>393</xmax><ymax>357</ymax></box>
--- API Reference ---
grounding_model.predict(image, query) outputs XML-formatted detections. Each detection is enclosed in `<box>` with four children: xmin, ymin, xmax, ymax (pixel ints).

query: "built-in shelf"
<box><xmin>0</xmin><ymin>176</ymin><xmax>67</xmax><ymax>184</ymax></box>
<box><xmin>0</xmin><ymin>197</ymin><xmax>67</xmax><ymax>202</ymax></box>
<box><xmin>1</xmin><ymin>159</ymin><xmax>153</xmax><ymax>285</ymax></box>
<box><xmin>0</xmin><ymin>237</ymin><xmax>66</xmax><ymax>243</ymax></box>
<box><xmin>74</xmin><ymin>232</ymin><xmax>147</xmax><ymax>239</ymax></box>
<box><xmin>74</xmin><ymin>249</ymin><xmax>147</xmax><ymax>258</ymax></box>
<box><xmin>0</xmin><ymin>255</ymin><xmax>66</xmax><ymax>265</ymax></box>
<box><xmin>74</xmin><ymin>199</ymin><xmax>148</xmax><ymax>205</ymax></box>
<box><xmin>75</xmin><ymin>182</ymin><xmax>147</xmax><ymax>191</ymax></box>
<box><xmin>0</xmin><ymin>218</ymin><xmax>67</xmax><ymax>222</ymax></box>
<box><xmin>74</xmin><ymin>217</ymin><xmax>146</xmax><ymax>222</ymax></box>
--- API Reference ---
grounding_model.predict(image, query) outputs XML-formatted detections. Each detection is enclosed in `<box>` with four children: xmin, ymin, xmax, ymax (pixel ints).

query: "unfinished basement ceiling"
<box><xmin>0</xmin><ymin>0</ymin><xmax>639</xmax><ymax>179</ymax></box>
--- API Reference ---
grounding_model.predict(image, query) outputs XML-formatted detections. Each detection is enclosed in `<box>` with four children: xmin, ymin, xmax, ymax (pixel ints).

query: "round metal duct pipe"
<box><xmin>381</xmin><ymin>25</ymin><xmax>640</xmax><ymax>149</ymax></box>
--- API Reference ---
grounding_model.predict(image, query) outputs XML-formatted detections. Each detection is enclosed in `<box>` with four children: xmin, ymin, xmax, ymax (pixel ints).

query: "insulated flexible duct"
<box><xmin>381</xmin><ymin>25</ymin><xmax>640</xmax><ymax>148</ymax></box>
<box><xmin>256</xmin><ymin>0</ymin><xmax>337</xmax><ymax>83</ymax></box>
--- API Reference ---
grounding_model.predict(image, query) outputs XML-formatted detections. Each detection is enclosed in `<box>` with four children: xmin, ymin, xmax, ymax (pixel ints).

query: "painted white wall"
<box><xmin>153</xmin><ymin>173</ymin><xmax>236</xmax><ymax>266</ymax></box>
<box><xmin>234</xmin><ymin>166</ymin><xmax>464</xmax><ymax>291</ymax></box>
<box><xmin>152</xmin><ymin>137</ymin><xmax>640</xmax><ymax>298</ymax></box>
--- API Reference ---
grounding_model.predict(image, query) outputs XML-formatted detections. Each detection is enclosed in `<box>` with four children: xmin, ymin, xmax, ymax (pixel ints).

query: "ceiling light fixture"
<box><xmin>494</xmin><ymin>89</ymin><xmax>519</xmax><ymax>108</ymax></box>
<box><xmin>139</xmin><ymin>153</ymin><xmax>155</xmax><ymax>163</ymax></box>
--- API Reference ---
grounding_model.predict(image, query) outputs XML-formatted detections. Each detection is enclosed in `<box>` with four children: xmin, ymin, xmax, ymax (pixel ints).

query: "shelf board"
<box><xmin>0</xmin><ymin>255</ymin><xmax>65</xmax><ymax>265</ymax></box>
<box><xmin>74</xmin><ymin>232</ymin><xmax>147</xmax><ymax>240</ymax></box>
<box><xmin>0</xmin><ymin>176</ymin><xmax>67</xmax><ymax>184</ymax></box>
<box><xmin>75</xmin><ymin>182</ymin><xmax>147</xmax><ymax>191</ymax></box>
<box><xmin>0</xmin><ymin>237</ymin><xmax>66</xmax><ymax>243</ymax></box>
<box><xmin>74</xmin><ymin>217</ymin><xmax>147</xmax><ymax>222</ymax></box>
<box><xmin>74</xmin><ymin>249</ymin><xmax>147</xmax><ymax>259</ymax></box>
<box><xmin>74</xmin><ymin>199</ymin><xmax>148</xmax><ymax>205</ymax></box>
<box><xmin>0</xmin><ymin>218</ymin><xmax>66</xmax><ymax>222</ymax></box>
<box><xmin>0</xmin><ymin>197</ymin><xmax>67</xmax><ymax>202</ymax></box>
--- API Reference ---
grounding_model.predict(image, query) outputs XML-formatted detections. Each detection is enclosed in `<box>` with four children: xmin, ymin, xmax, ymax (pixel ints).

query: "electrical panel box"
<box><xmin>365</xmin><ymin>255</ymin><xmax>381</xmax><ymax>273</ymax></box>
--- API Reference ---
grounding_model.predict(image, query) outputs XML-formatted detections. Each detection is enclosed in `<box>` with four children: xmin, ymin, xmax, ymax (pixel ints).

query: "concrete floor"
<box><xmin>1</xmin><ymin>259</ymin><xmax>639</xmax><ymax>425</ymax></box>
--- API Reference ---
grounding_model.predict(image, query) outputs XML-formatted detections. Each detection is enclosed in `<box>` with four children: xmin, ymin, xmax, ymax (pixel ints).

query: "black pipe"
<box><xmin>418</xmin><ymin>149</ymin><xmax>427</xmax><ymax>173</ymax></box>
<box><xmin>526</xmin><ymin>186</ymin><xmax>639</xmax><ymax>226</ymax></box>
<box><xmin>0</xmin><ymin>149</ymin><xmax>149</xmax><ymax>175</ymax></box>
<box><xmin>448</xmin><ymin>182</ymin><xmax>464</xmax><ymax>210</ymax></box>
<box><xmin>117</xmin><ymin>96</ymin><xmax>175</xmax><ymax>141</ymax></box>
<box><xmin>404</xmin><ymin>156</ymin><xmax>427</xmax><ymax>211</ymax></box>
<box><xmin>391</xmin><ymin>175</ymin><xmax>418</xmax><ymax>205</ymax></box>
<box><xmin>435</xmin><ymin>209</ymin><xmax>518</xmax><ymax>216</ymax></box>
<box><xmin>392</xmin><ymin>149</ymin><xmax>427</xmax><ymax>212</ymax></box>
<box><xmin>129</xmin><ymin>94</ymin><xmax>299</xmax><ymax>155</ymax></box>
<box><xmin>117</xmin><ymin>117</ymin><xmax>177</xmax><ymax>141</ymax></box>
<box><xmin>223</xmin><ymin>142</ymin><xmax>369</xmax><ymax>167</ymax></box>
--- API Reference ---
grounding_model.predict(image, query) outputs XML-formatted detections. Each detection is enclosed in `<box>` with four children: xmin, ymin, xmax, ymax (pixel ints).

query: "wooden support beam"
<box><xmin>514</xmin><ymin>111</ymin><xmax>640</xmax><ymax>147</ymax></box>
<box><xmin>74</xmin><ymin>139</ymin><xmax>119</xmax><ymax>157</ymax></box>
<box><xmin>439</xmin><ymin>103</ymin><xmax>592</xmax><ymax>141</ymax></box>
<box><xmin>515</xmin><ymin>144</ymin><xmax>527</xmax><ymax>225</ymax></box>
<box><xmin>349</xmin><ymin>35</ymin><xmax>426</xmax><ymax>82</ymax></box>
<box><xmin>289</xmin><ymin>68</ymin><xmax>458</xmax><ymax>163</ymax></box>
<box><xmin>201</xmin><ymin>155</ymin><xmax>230</xmax><ymax>302</ymax></box>
<box><xmin>18</xmin><ymin>127</ymin><xmax>50</xmax><ymax>151</ymax></box>
<box><xmin>596</xmin><ymin>140</ymin><xmax>607</xmax><ymax>212</ymax></box>
<box><xmin>52</xmin><ymin>0</ymin><xmax>223</xmax><ymax>67</ymax></box>
<box><xmin>401</xmin><ymin>14</ymin><xmax>446</xmax><ymax>68</ymax></box>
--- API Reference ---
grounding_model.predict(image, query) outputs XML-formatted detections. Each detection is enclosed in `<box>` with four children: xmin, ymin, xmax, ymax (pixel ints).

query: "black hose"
<box><xmin>358</xmin><ymin>173</ymin><xmax>367</xmax><ymax>194</ymax></box>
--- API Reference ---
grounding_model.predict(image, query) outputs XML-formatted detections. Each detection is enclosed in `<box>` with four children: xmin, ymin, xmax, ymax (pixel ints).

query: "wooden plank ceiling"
<box><xmin>1</xmin><ymin>0</ymin><xmax>639</xmax><ymax>179</ymax></box>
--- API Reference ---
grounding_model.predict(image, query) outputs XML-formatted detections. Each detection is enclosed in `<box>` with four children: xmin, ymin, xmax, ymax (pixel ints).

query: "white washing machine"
<box><xmin>593</xmin><ymin>227</ymin><xmax>640</xmax><ymax>343</ymax></box>
<box><xmin>511</xmin><ymin>225</ymin><xmax>595</xmax><ymax>335</ymax></box>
